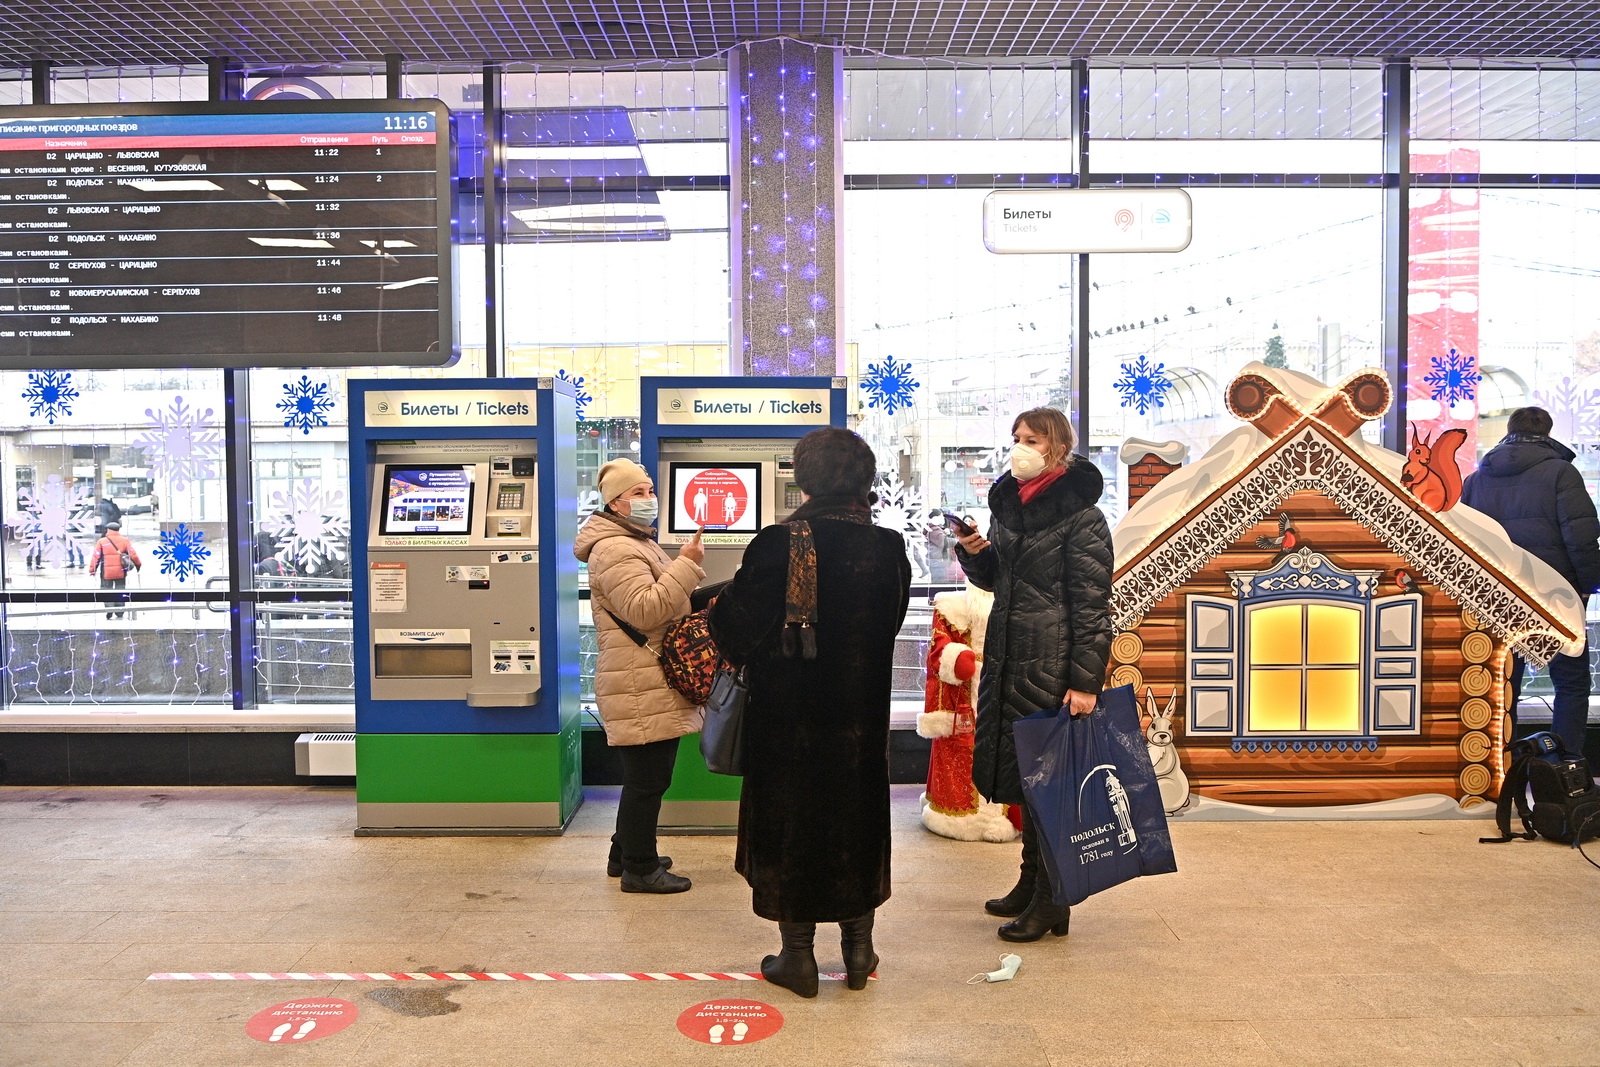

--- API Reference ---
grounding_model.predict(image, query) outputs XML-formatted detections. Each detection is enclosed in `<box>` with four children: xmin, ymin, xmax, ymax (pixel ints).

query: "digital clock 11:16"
<box><xmin>382</xmin><ymin>114</ymin><xmax>431</xmax><ymax>131</ymax></box>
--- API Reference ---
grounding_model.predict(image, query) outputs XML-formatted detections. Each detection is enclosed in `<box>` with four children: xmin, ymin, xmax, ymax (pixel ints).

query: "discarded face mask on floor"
<box><xmin>967</xmin><ymin>953</ymin><xmax>1022</xmax><ymax>984</ymax></box>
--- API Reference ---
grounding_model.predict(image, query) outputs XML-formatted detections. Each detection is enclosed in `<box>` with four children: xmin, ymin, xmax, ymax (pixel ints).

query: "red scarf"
<box><xmin>1017</xmin><ymin>464</ymin><xmax>1067</xmax><ymax>505</ymax></box>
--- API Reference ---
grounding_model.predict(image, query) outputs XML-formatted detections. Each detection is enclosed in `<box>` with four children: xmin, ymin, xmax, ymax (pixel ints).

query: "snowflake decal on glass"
<box><xmin>277</xmin><ymin>375</ymin><xmax>337</xmax><ymax>435</ymax></box>
<box><xmin>1113</xmin><ymin>356</ymin><xmax>1173</xmax><ymax>416</ymax></box>
<box><xmin>153</xmin><ymin>522</ymin><xmax>211</xmax><ymax>583</ymax></box>
<box><xmin>22</xmin><ymin>370</ymin><xmax>80</xmax><ymax>425</ymax></box>
<box><xmin>1534</xmin><ymin>377</ymin><xmax>1600</xmax><ymax>443</ymax></box>
<box><xmin>261</xmin><ymin>480</ymin><xmax>351</xmax><ymax>571</ymax></box>
<box><xmin>1424</xmin><ymin>347</ymin><xmax>1482</xmax><ymax>407</ymax></box>
<box><xmin>860</xmin><ymin>356</ymin><xmax>920</xmax><ymax>415</ymax></box>
<box><xmin>18</xmin><ymin>474</ymin><xmax>92</xmax><ymax>569</ymax></box>
<box><xmin>872</xmin><ymin>471</ymin><xmax>935</xmax><ymax>580</ymax></box>
<box><xmin>133</xmin><ymin>396</ymin><xmax>221</xmax><ymax>492</ymax></box>
<box><xmin>556</xmin><ymin>370</ymin><xmax>593</xmax><ymax>420</ymax></box>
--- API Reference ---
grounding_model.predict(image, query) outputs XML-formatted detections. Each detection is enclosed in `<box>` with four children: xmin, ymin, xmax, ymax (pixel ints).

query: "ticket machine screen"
<box><xmin>380</xmin><ymin>464</ymin><xmax>476</xmax><ymax>535</ymax></box>
<box><xmin>667</xmin><ymin>462</ymin><xmax>762</xmax><ymax>534</ymax></box>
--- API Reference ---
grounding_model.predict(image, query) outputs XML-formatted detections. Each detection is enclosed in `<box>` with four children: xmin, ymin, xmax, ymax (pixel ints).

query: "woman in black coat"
<box><xmin>955</xmin><ymin>407</ymin><xmax>1114</xmax><ymax>943</ymax></box>
<box><xmin>709</xmin><ymin>427</ymin><xmax>912</xmax><ymax>998</ymax></box>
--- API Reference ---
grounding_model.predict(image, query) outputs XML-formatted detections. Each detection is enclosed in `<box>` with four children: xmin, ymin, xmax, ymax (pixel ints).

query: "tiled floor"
<box><xmin>2</xmin><ymin>784</ymin><xmax>1597</xmax><ymax>1066</ymax></box>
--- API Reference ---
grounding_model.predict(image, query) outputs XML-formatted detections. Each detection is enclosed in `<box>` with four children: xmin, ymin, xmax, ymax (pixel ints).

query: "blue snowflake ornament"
<box><xmin>22</xmin><ymin>370</ymin><xmax>79</xmax><ymax>425</ymax></box>
<box><xmin>154</xmin><ymin>523</ymin><xmax>212</xmax><ymax>583</ymax></box>
<box><xmin>1113</xmin><ymin>356</ymin><xmax>1173</xmax><ymax>416</ymax></box>
<box><xmin>860</xmin><ymin>355</ymin><xmax>919</xmax><ymax>415</ymax></box>
<box><xmin>556</xmin><ymin>370</ymin><xmax>593</xmax><ymax>420</ymax></box>
<box><xmin>277</xmin><ymin>375</ymin><xmax>336</xmax><ymax>435</ymax></box>
<box><xmin>1424</xmin><ymin>348</ymin><xmax>1481</xmax><ymax>407</ymax></box>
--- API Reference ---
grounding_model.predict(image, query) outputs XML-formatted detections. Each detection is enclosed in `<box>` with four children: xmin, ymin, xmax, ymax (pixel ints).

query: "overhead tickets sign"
<box><xmin>365</xmin><ymin>390</ymin><xmax>538</xmax><ymax>427</ymax></box>
<box><xmin>982</xmin><ymin>189</ymin><xmax>1193</xmax><ymax>254</ymax></box>
<box><xmin>656</xmin><ymin>387</ymin><xmax>832</xmax><ymax>426</ymax></box>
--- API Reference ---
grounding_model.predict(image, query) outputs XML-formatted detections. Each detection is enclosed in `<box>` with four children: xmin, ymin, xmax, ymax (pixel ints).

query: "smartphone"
<box><xmin>943</xmin><ymin>511</ymin><xmax>977</xmax><ymax>537</ymax></box>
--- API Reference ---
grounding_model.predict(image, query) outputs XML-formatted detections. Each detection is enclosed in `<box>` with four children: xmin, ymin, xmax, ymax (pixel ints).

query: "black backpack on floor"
<box><xmin>1481</xmin><ymin>732</ymin><xmax>1600</xmax><ymax>846</ymax></box>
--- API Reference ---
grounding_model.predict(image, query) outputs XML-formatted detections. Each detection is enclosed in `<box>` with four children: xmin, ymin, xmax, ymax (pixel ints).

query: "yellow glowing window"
<box><xmin>1247</xmin><ymin>602</ymin><xmax>1363</xmax><ymax>733</ymax></box>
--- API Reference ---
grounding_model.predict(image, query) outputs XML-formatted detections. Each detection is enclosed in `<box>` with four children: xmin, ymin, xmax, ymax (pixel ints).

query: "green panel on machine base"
<box><xmin>662</xmin><ymin>733</ymin><xmax>743</xmax><ymax>801</ymax></box>
<box><xmin>358</xmin><ymin>726</ymin><xmax>582</xmax><ymax>816</ymax></box>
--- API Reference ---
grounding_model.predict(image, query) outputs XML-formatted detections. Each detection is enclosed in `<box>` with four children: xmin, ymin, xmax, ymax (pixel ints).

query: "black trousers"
<box><xmin>614</xmin><ymin>737</ymin><xmax>680</xmax><ymax>875</ymax></box>
<box><xmin>100</xmin><ymin>576</ymin><xmax>126</xmax><ymax>618</ymax></box>
<box><xmin>1021</xmin><ymin>800</ymin><xmax>1050</xmax><ymax>893</ymax></box>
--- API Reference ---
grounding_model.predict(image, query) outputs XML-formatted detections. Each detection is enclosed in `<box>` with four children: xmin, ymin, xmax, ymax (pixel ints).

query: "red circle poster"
<box><xmin>682</xmin><ymin>469</ymin><xmax>751</xmax><ymax>529</ymax></box>
<box><xmin>676</xmin><ymin>999</ymin><xmax>784</xmax><ymax>1045</ymax></box>
<box><xmin>246</xmin><ymin>998</ymin><xmax>358</xmax><ymax>1044</ymax></box>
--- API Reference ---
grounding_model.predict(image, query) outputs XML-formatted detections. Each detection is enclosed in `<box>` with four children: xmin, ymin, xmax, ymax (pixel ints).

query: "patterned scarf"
<box><xmin>782</xmin><ymin>520</ymin><xmax>819</xmax><ymax>660</ymax></box>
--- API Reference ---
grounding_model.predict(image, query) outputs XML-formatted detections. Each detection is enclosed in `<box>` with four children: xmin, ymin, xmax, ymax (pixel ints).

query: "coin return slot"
<box><xmin>375</xmin><ymin>644</ymin><xmax>473</xmax><ymax>678</ymax></box>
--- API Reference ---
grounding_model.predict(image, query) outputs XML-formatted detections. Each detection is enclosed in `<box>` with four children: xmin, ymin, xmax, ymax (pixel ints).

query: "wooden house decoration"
<box><xmin>1109</xmin><ymin>363</ymin><xmax>1586</xmax><ymax>811</ymax></box>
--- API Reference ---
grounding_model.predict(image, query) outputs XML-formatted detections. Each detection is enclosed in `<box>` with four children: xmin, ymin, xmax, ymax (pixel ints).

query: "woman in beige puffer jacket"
<box><xmin>574</xmin><ymin>458</ymin><xmax>706</xmax><ymax>894</ymax></box>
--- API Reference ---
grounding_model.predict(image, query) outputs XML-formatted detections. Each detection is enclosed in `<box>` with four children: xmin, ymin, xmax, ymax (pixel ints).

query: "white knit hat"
<box><xmin>597</xmin><ymin>458</ymin><xmax>652</xmax><ymax>505</ymax></box>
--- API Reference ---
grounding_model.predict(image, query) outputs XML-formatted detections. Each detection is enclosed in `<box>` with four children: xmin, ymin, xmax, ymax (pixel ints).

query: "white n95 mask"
<box><xmin>1010</xmin><ymin>444</ymin><xmax>1048</xmax><ymax>481</ymax></box>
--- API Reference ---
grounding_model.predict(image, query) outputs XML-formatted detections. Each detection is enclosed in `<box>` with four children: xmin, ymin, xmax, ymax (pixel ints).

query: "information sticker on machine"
<box><xmin>370</xmin><ymin>562</ymin><xmax>408</xmax><ymax>613</ymax></box>
<box><xmin>445</xmin><ymin>565</ymin><xmax>490</xmax><ymax>584</ymax></box>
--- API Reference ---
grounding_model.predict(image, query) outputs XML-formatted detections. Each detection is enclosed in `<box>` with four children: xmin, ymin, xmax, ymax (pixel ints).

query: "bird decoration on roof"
<box><xmin>1254</xmin><ymin>512</ymin><xmax>1301</xmax><ymax>556</ymax></box>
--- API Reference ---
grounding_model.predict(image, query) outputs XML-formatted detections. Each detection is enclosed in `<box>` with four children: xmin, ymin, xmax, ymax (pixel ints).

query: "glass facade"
<box><xmin>3</xmin><ymin>60</ymin><xmax>1598</xmax><ymax>717</ymax></box>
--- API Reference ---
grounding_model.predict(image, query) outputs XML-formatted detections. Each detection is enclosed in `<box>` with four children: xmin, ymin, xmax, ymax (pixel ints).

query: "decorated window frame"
<box><xmin>1185</xmin><ymin>547</ymin><xmax>1423</xmax><ymax>752</ymax></box>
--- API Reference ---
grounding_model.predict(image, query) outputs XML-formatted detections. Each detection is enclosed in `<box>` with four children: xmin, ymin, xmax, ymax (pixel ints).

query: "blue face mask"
<box><xmin>626</xmin><ymin>498</ymin><xmax>659</xmax><ymax>526</ymax></box>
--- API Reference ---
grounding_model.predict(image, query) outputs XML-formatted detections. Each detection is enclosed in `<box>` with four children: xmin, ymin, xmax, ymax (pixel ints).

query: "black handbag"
<box><xmin>699</xmin><ymin>665</ymin><xmax>748</xmax><ymax>775</ymax></box>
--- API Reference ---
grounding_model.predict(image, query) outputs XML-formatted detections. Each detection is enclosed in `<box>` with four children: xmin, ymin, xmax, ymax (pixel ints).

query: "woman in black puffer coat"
<box><xmin>955</xmin><ymin>407</ymin><xmax>1113</xmax><ymax>943</ymax></box>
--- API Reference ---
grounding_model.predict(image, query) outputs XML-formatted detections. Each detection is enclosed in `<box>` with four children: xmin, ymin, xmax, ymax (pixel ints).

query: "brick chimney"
<box><xmin>1120</xmin><ymin>438</ymin><xmax>1190</xmax><ymax>508</ymax></box>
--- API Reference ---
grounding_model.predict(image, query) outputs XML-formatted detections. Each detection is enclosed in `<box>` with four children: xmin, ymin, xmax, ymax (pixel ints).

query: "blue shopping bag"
<box><xmin>1012</xmin><ymin>684</ymin><xmax>1178</xmax><ymax>907</ymax></box>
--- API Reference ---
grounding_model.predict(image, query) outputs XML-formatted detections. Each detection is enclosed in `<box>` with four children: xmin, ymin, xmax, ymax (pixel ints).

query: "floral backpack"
<box><xmin>603</xmin><ymin>606</ymin><xmax>721</xmax><ymax>706</ymax></box>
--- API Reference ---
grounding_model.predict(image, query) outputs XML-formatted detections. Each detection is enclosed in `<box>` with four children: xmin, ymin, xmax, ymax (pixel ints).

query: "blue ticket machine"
<box><xmin>349</xmin><ymin>377</ymin><xmax>581</xmax><ymax>834</ymax></box>
<box><xmin>638</xmin><ymin>376</ymin><xmax>847</xmax><ymax>830</ymax></box>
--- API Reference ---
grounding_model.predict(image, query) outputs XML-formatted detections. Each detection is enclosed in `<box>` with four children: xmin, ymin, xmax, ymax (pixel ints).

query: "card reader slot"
<box><xmin>374</xmin><ymin>644</ymin><xmax>473</xmax><ymax>678</ymax></box>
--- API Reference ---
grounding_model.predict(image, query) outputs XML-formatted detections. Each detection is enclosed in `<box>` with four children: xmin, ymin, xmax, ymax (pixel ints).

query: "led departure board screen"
<box><xmin>0</xmin><ymin>101</ymin><xmax>454</xmax><ymax>368</ymax></box>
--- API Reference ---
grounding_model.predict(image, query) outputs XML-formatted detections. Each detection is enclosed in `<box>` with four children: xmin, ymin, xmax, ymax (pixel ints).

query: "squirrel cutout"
<box><xmin>1401</xmin><ymin>427</ymin><xmax>1469</xmax><ymax>512</ymax></box>
<box><xmin>1143</xmin><ymin>688</ymin><xmax>1192</xmax><ymax>816</ymax></box>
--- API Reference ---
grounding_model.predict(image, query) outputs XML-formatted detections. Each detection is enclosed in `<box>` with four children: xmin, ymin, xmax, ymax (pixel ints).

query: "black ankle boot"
<box><xmin>761</xmin><ymin>922</ymin><xmax>818</xmax><ymax>998</ymax></box>
<box><xmin>607</xmin><ymin>839</ymin><xmax>672</xmax><ymax>879</ymax></box>
<box><xmin>997</xmin><ymin>875</ymin><xmax>1070</xmax><ymax>943</ymax></box>
<box><xmin>839</xmin><ymin>913</ymin><xmax>878</xmax><ymax>991</ymax></box>
<box><xmin>984</xmin><ymin>870</ymin><xmax>1035</xmax><ymax>917</ymax></box>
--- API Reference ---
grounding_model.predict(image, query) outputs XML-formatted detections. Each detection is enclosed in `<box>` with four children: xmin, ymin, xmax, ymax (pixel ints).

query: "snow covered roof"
<box><xmin>1112</xmin><ymin>362</ymin><xmax>1586</xmax><ymax>665</ymax></box>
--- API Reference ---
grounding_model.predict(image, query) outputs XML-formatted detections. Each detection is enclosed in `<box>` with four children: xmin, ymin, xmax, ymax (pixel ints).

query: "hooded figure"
<box><xmin>1461</xmin><ymin>407</ymin><xmax>1600</xmax><ymax>754</ymax></box>
<box><xmin>709</xmin><ymin>426</ymin><xmax>912</xmax><ymax>998</ymax></box>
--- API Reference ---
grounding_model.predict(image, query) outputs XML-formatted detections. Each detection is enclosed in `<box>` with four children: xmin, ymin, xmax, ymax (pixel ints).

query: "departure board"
<box><xmin>0</xmin><ymin>100</ymin><xmax>454</xmax><ymax>368</ymax></box>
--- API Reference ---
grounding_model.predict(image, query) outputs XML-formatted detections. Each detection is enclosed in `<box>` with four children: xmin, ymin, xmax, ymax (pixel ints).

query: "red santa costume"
<box><xmin>919</xmin><ymin>584</ymin><xmax>1020</xmax><ymax>842</ymax></box>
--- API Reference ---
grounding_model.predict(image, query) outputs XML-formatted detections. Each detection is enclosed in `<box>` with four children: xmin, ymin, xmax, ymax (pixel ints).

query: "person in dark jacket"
<box><xmin>955</xmin><ymin>407</ymin><xmax>1114</xmax><ymax>943</ymax></box>
<box><xmin>1460</xmin><ymin>406</ymin><xmax>1600</xmax><ymax>754</ymax></box>
<box><xmin>709</xmin><ymin>427</ymin><xmax>912</xmax><ymax>998</ymax></box>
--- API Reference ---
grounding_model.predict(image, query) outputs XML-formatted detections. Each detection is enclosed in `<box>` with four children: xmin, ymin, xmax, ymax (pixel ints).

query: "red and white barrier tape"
<box><xmin>148</xmin><ymin>971</ymin><xmax>869</xmax><ymax>982</ymax></box>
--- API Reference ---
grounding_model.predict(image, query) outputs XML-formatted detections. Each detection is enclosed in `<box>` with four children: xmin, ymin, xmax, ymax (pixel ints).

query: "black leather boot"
<box><xmin>619</xmin><ymin>863</ymin><xmax>691</xmax><ymax>894</ymax></box>
<box><xmin>839</xmin><ymin>913</ymin><xmax>878</xmax><ymax>991</ymax></box>
<box><xmin>761</xmin><ymin>922</ymin><xmax>818</xmax><ymax>998</ymax></box>
<box><xmin>997</xmin><ymin>871</ymin><xmax>1070</xmax><ymax>942</ymax></box>
<box><xmin>985</xmin><ymin>811</ymin><xmax>1040</xmax><ymax>916</ymax></box>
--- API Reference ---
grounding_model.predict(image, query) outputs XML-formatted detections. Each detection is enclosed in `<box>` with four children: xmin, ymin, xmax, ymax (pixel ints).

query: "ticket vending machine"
<box><xmin>639</xmin><ymin>376</ymin><xmax>848</xmax><ymax>829</ymax></box>
<box><xmin>350</xmin><ymin>378</ymin><xmax>581</xmax><ymax>835</ymax></box>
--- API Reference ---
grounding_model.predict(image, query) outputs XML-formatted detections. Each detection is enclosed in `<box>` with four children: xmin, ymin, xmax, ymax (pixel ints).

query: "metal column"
<box><xmin>1380</xmin><ymin>61</ymin><xmax>1412</xmax><ymax>452</ymax></box>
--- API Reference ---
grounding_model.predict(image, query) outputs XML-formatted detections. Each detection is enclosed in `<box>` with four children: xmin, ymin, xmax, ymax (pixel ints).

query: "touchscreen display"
<box><xmin>381</xmin><ymin>465</ymin><xmax>474</xmax><ymax>535</ymax></box>
<box><xmin>667</xmin><ymin>462</ymin><xmax>762</xmax><ymax>534</ymax></box>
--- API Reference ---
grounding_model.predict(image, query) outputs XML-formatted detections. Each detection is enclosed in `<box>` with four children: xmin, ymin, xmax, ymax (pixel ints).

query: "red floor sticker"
<box><xmin>246</xmin><ymin>998</ymin><xmax>358</xmax><ymax>1043</ymax></box>
<box><xmin>677</xmin><ymin>1000</ymin><xmax>783</xmax><ymax>1045</ymax></box>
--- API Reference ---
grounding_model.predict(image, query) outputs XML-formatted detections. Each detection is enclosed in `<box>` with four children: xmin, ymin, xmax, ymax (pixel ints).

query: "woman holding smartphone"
<box><xmin>954</xmin><ymin>407</ymin><xmax>1114</xmax><ymax>942</ymax></box>
<box><xmin>575</xmin><ymin>459</ymin><xmax>706</xmax><ymax>893</ymax></box>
